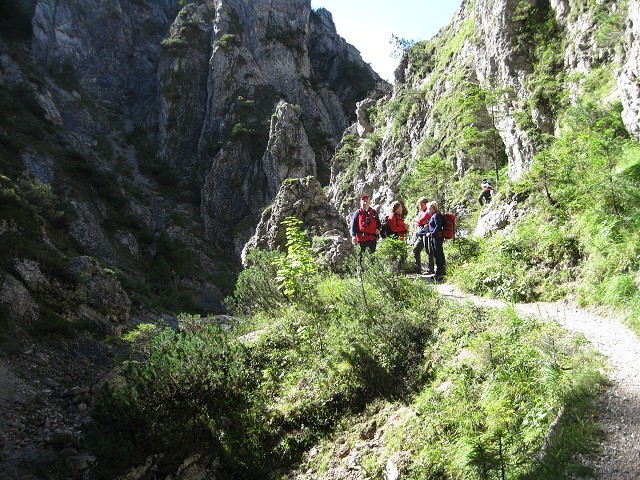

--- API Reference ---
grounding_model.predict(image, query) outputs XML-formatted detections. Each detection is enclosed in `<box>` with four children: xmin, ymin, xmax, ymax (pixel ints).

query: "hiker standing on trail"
<box><xmin>412</xmin><ymin>197</ymin><xmax>434</xmax><ymax>274</ymax></box>
<box><xmin>478</xmin><ymin>179</ymin><xmax>495</xmax><ymax>205</ymax></box>
<box><xmin>350</xmin><ymin>194</ymin><xmax>380</xmax><ymax>262</ymax></box>
<box><xmin>387</xmin><ymin>201</ymin><xmax>408</xmax><ymax>240</ymax></box>
<box><xmin>425</xmin><ymin>201</ymin><xmax>446</xmax><ymax>282</ymax></box>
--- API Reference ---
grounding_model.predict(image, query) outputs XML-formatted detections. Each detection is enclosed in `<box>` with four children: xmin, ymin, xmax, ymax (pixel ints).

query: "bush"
<box><xmin>85</xmin><ymin>322</ymin><xmax>266</xmax><ymax>478</ymax></box>
<box><xmin>228</xmin><ymin>249</ymin><xmax>287</xmax><ymax>314</ymax></box>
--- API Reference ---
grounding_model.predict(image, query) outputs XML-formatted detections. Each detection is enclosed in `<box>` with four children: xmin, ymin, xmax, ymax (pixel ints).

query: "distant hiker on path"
<box><xmin>478</xmin><ymin>179</ymin><xmax>495</xmax><ymax>205</ymax></box>
<box><xmin>351</xmin><ymin>194</ymin><xmax>380</xmax><ymax>262</ymax></box>
<box><xmin>412</xmin><ymin>197</ymin><xmax>433</xmax><ymax>274</ymax></box>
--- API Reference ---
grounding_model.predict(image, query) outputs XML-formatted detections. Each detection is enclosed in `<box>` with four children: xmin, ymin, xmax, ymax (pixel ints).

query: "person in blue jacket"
<box><xmin>424</xmin><ymin>201</ymin><xmax>446</xmax><ymax>281</ymax></box>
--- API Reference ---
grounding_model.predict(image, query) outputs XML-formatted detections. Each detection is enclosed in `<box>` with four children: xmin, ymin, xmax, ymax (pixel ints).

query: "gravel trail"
<box><xmin>437</xmin><ymin>283</ymin><xmax>640</xmax><ymax>479</ymax></box>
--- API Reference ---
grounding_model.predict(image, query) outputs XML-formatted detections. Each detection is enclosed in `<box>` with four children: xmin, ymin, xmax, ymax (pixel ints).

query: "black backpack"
<box><xmin>380</xmin><ymin>217</ymin><xmax>392</xmax><ymax>239</ymax></box>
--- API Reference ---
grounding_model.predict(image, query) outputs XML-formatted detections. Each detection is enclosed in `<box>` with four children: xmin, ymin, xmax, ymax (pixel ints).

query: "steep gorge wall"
<box><xmin>178</xmin><ymin>0</ymin><xmax>380</xmax><ymax>253</ymax></box>
<box><xmin>329</xmin><ymin>0</ymin><xmax>636</xmax><ymax>218</ymax></box>
<box><xmin>0</xmin><ymin>0</ymin><xmax>380</xmax><ymax>326</ymax></box>
<box><xmin>31</xmin><ymin>0</ymin><xmax>177</xmax><ymax>133</ymax></box>
<box><xmin>17</xmin><ymin>0</ymin><xmax>380</xmax><ymax>258</ymax></box>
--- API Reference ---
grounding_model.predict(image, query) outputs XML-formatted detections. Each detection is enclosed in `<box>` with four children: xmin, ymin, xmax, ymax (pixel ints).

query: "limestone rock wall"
<box><xmin>330</xmin><ymin>0</ymin><xmax>636</xmax><ymax>221</ymax></box>
<box><xmin>620</xmin><ymin>0</ymin><xmax>640</xmax><ymax>141</ymax></box>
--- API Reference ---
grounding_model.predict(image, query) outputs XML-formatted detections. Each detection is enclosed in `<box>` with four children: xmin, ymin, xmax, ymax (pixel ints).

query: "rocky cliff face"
<box><xmin>31</xmin><ymin>0</ymin><xmax>177</xmax><ymax>133</ymax></box>
<box><xmin>329</xmin><ymin>0</ymin><xmax>635</xmax><ymax>220</ymax></box>
<box><xmin>0</xmin><ymin>0</ymin><xmax>380</xmax><ymax>340</ymax></box>
<box><xmin>147</xmin><ymin>0</ymin><xmax>382</xmax><ymax>252</ymax></box>
<box><xmin>620</xmin><ymin>0</ymin><xmax>640</xmax><ymax>141</ymax></box>
<box><xmin>174</xmin><ymin>0</ymin><xmax>381</xmax><ymax>253</ymax></box>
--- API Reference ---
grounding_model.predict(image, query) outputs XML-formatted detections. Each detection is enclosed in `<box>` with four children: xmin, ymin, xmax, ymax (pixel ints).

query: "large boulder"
<box><xmin>71</xmin><ymin>256</ymin><xmax>131</xmax><ymax>332</ymax></box>
<box><xmin>0</xmin><ymin>272</ymin><xmax>39</xmax><ymax>328</ymax></box>
<box><xmin>474</xmin><ymin>194</ymin><xmax>528</xmax><ymax>237</ymax></box>
<box><xmin>242</xmin><ymin>176</ymin><xmax>353</xmax><ymax>270</ymax></box>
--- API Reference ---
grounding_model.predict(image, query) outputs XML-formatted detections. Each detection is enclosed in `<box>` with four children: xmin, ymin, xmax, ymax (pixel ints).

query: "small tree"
<box><xmin>273</xmin><ymin>217</ymin><xmax>319</xmax><ymax>301</ymax></box>
<box><xmin>399</xmin><ymin>154</ymin><xmax>456</xmax><ymax>212</ymax></box>
<box><xmin>389</xmin><ymin>34</ymin><xmax>415</xmax><ymax>59</ymax></box>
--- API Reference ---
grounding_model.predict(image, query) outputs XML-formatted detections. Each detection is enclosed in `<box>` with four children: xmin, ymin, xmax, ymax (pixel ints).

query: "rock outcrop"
<box><xmin>243</xmin><ymin>176</ymin><xmax>353</xmax><ymax>271</ymax></box>
<box><xmin>473</xmin><ymin>195</ymin><xmax>528</xmax><ymax>238</ymax></box>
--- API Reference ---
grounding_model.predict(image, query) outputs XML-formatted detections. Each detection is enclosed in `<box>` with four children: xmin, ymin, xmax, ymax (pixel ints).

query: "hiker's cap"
<box><xmin>360</xmin><ymin>194</ymin><xmax>369</xmax><ymax>200</ymax></box>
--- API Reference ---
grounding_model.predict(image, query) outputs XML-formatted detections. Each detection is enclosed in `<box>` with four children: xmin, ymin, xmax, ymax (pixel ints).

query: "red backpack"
<box><xmin>442</xmin><ymin>213</ymin><xmax>455</xmax><ymax>239</ymax></box>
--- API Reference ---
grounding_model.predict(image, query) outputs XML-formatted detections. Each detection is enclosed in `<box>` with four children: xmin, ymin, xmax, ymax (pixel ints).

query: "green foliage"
<box><xmin>273</xmin><ymin>217</ymin><xmax>320</xmax><ymax>300</ymax></box>
<box><xmin>86</xmin><ymin>251</ymin><xmax>441</xmax><ymax>477</ymax></box>
<box><xmin>399</xmin><ymin>154</ymin><xmax>457</xmax><ymax>210</ymax></box>
<box><xmin>213</xmin><ymin>33</ymin><xmax>239</xmax><ymax>50</ymax></box>
<box><xmin>85</xmin><ymin>322</ymin><xmax>262</xmax><ymax>478</ymax></box>
<box><xmin>593</xmin><ymin>0</ymin><xmax>627</xmax><ymax>51</ymax></box>
<box><xmin>385</xmin><ymin>306</ymin><xmax>603</xmax><ymax>479</ymax></box>
<box><xmin>160</xmin><ymin>36</ymin><xmax>187</xmax><ymax>49</ymax></box>
<box><xmin>231</xmin><ymin>122</ymin><xmax>256</xmax><ymax>137</ymax></box>
<box><xmin>88</xmin><ymin>231</ymin><xmax>604</xmax><ymax>478</ymax></box>
<box><xmin>455</xmin><ymin>210</ymin><xmax>581</xmax><ymax>302</ymax></box>
<box><xmin>229</xmin><ymin>249</ymin><xmax>288</xmax><ymax>314</ymax></box>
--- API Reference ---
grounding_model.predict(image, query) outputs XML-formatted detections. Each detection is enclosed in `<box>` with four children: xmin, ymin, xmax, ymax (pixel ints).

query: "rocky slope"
<box><xmin>0</xmin><ymin>0</ymin><xmax>380</xmax><ymax>328</ymax></box>
<box><xmin>0</xmin><ymin>2</ymin><xmax>380</xmax><ymax>473</ymax></box>
<box><xmin>328</xmin><ymin>0</ymin><xmax>638</xmax><ymax>219</ymax></box>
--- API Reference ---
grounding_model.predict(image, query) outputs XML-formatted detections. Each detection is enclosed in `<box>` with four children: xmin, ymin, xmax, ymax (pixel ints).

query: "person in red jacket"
<box><xmin>350</xmin><ymin>194</ymin><xmax>380</xmax><ymax>262</ymax></box>
<box><xmin>387</xmin><ymin>201</ymin><xmax>408</xmax><ymax>240</ymax></box>
<box><xmin>412</xmin><ymin>197</ymin><xmax>433</xmax><ymax>274</ymax></box>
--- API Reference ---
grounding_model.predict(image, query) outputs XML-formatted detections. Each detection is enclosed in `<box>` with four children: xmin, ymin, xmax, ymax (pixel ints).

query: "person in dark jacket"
<box><xmin>478</xmin><ymin>179</ymin><xmax>495</xmax><ymax>205</ymax></box>
<box><xmin>425</xmin><ymin>201</ymin><xmax>446</xmax><ymax>281</ymax></box>
<box><xmin>350</xmin><ymin>194</ymin><xmax>380</xmax><ymax>262</ymax></box>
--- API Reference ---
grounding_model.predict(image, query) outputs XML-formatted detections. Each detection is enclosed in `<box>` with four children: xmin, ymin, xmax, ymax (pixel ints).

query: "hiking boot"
<box><xmin>413</xmin><ymin>264</ymin><xmax>421</xmax><ymax>274</ymax></box>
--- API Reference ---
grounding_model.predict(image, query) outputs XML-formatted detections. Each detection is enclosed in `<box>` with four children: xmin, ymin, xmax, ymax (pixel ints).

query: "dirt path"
<box><xmin>437</xmin><ymin>283</ymin><xmax>640</xmax><ymax>479</ymax></box>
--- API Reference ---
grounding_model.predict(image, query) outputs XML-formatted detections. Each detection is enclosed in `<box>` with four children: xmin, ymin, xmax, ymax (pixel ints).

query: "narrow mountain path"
<box><xmin>436</xmin><ymin>283</ymin><xmax>640</xmax><ymax>479</ymax></box>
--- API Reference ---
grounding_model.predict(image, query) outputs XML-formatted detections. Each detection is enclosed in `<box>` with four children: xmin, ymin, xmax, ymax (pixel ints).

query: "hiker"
<box><xmin>412</xmin><ymin>197</ymin><xmax>434</xmax><ymax>274</ymax></box>
<box><xmin>350</xmin><ymin>194</ymin><xmax>380</xmax><ymax>261</ymax></box>
<box><xmin>478</xmin><ymin>179</ymin><xmax>495</xmax><ymax>205</ymax></box>
<box><xmin>387</xmin><ymin>201</ymin><xmax>408</xmax><ymax>240</ymax></box>
<box><xmin>425</xmin><ymin>201</ymin><xmax>446</xmax><ymax>282</ymax></box>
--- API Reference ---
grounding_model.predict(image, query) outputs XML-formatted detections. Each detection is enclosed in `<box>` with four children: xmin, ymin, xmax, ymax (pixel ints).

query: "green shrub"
<box><xmin>228</xmin><ymin>249</ymin><xmax>287</xmax><ymax>314</ymax></box>
<box><xmin>212</xmin><ymin>33</ymin><xmax>238</xmax><ymax>50</ymax></box>
<box><xmin>85</xmin><ymin>322</ymin><xmax>264</xmax><ymax>478</ymax></box>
